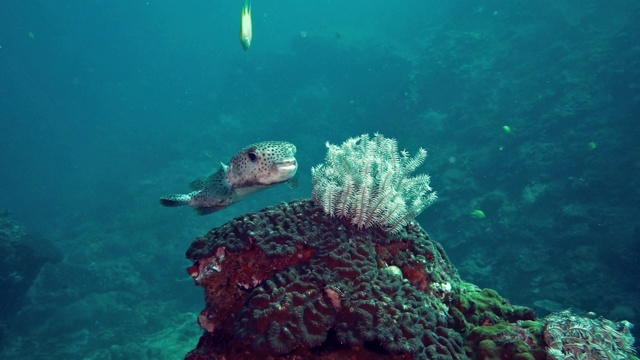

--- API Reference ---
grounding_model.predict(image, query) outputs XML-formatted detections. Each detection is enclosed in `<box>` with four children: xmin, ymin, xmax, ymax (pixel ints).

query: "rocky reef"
<box><xmin>183</xmin><ymin>133</ymin><xmax>637</xmax><ymax>359</ymax></box>
<box><xmin>184</xmin><ymin>199</ymin><xmax>555</xmax><ymax>359</ymax></box>
<box><xmin>0</xmin><ymin>209</ymin><xmax>62</xmax><ymax>341</ymax></box>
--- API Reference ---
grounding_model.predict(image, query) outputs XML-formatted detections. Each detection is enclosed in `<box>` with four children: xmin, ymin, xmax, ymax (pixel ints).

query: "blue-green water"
<box><xmin>1</xmin><ymin>1</ymin><xmax>638</xmax><ymax>358</ymax></box>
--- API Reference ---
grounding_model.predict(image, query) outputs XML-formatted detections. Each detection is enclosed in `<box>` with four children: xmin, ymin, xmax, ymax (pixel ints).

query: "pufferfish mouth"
<box><xmin>274</xmin><ymin>158</ymin><xmax>297</xmax><ymax>171</ymax></box>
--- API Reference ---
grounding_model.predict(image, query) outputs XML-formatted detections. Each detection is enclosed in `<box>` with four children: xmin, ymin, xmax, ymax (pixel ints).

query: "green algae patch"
<box><xmin>449</xmin><ymin>283</ymin><xmax>536</xmax><ymax>333</ymax></box>
<box><xmin>466</xmin><ymin>320</ymin><xmax>546</xmax><ymax>360</ymax></box>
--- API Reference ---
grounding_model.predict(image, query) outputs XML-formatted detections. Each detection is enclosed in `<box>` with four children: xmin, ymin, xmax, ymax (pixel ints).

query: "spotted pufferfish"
<box><xmin>160</xmin><ymin>141</ymin><xmax>297</xmax><ymax>215</ymax></box>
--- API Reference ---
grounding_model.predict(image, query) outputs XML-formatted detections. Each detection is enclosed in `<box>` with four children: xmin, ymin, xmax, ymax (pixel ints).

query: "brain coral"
<box><xmin>185</xmin><ymin>199</ymin><xmax>467</xmax><ymax>359</ymax></box>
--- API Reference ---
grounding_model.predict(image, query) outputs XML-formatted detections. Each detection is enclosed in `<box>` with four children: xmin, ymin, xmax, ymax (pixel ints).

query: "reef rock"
<box><xmin>0</xmin><ymin>209</ymin><xmax>62</xmax><ymax>319</ymax></box>
<box><xmin>184</xmin><ymin>199</ymin><xmax>545</xmax><ymax>359</ymax></box>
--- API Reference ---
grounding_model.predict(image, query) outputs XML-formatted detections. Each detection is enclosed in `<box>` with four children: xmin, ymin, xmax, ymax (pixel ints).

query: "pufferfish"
<box><xmin>160</xmin><ymin>141</ymin><xmax>297</xmax><ymax>215</ymax></box>
<box><xmin>239</xmin><ymin>0</ymin><xmax>252</xmax><ymax>51</ymax></box>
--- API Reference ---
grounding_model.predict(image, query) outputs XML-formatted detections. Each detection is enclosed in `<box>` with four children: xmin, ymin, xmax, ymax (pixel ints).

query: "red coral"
<box><xmin>401</xmin><ymin>262</ymin><xmax>431</xmax><ymax>291</ymax></box>
<box><xmin>183</xmin><ymin>199</ymin><xmax>505</xmax><ymax>359</ymax></box>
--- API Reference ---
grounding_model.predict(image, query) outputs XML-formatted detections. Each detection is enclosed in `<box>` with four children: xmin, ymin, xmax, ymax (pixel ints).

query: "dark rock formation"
<box><xmin>0</xmin><ymin>209</ymin><xmax>62</xmax><ymax>324</ymax></box>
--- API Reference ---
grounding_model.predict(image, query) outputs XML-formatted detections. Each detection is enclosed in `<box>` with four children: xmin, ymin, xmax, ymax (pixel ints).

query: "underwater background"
<box><xmin>1</xmin><ymin>0</ymin><xmax>638</xmax><ymax>358</ymax></box>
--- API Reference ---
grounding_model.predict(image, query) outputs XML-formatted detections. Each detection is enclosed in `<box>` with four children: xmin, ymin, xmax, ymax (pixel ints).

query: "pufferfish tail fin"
<box><xmin>159</xmin><ymin>194</ymin><xmax>191</xmax><ymax>207</ymax></box>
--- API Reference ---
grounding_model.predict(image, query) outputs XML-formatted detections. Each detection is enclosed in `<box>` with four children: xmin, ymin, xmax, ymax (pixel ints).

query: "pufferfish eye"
<box><xmin>247</xmin><ymin>152</ymin><xmax>258</xmax><ymax>162</ymax></box>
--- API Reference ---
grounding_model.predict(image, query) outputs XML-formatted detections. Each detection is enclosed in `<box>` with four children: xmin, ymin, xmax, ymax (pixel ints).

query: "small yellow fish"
<box><xmin>240</xmin><ymin>0</ymin><xmax>252</xmax><ymax>51</ymax></box>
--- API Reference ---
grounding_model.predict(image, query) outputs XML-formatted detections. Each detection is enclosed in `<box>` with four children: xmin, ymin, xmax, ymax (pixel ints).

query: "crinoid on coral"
<box><xmin>312</xmin><ymin>133</ymin><xmax>437</xmax><ymax>233</ymax></box>
<box><xmin>185</xmin><ymin>200</ymin><xmax>469</xmax><ymax>360</ymax></box>
<box><xmin>181</xmin><ymin>135</ymin><xmax>638</xmax><ymax>360</ymax></box>
<box><xmin>182</xmin><ymin>199</ymin><xmax>560</xmax><ymax>360</ymax></box>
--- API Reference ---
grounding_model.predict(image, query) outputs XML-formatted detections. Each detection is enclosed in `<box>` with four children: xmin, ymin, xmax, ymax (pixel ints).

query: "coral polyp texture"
<box><xmin>544</xmin><ymin>310</ymin><xmax>636</xmax><ymax>359</ymax></box>
<box><xmin>184</xmin><ymin>199</ymin><xmax>550</xmax><ymax>360</ymax></box>
<box><xmin>312</xmin><ymin>133</ymin><xmax>437</xmax><ymax>233</ymax></box>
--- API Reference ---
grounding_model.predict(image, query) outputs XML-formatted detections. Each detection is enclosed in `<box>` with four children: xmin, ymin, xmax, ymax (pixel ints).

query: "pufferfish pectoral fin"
<box><xmin>286</xmin><ymin>174</ymin><xmax>299</xmax><ymax>189</ymax></box>
<box><xmin>194</xmin><ymin>206</ymin><xmax>224</xmax><ymax>215</ymax></box>
<box><xmin>189</xmin><ymin>176</ymin><xmax>208</xmax><ymax>191</ymax></box>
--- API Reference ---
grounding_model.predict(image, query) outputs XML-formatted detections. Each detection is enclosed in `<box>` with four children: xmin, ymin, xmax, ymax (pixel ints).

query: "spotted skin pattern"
<box><xmin>160</xmin><ymin>141</ymin><xmax>297</xmax><ymax>215</ymax></box>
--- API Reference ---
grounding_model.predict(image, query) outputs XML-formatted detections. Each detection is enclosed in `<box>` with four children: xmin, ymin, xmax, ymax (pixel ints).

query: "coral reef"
<box><xmin>184</xmin><ymin>199</ymin><xmax>549</xmax><ymax>359</ymax></box>
<box><xmin>181</xmin><ymin>129</ymin><xmax>639</xmax><ymax>359</ymax></box>
<box><xmin>449</xmin><ymin>285</ymin><xmax>537</xmax><ymax>334</ymax></box>
<box><xmin>186</xmin><ymin>199</ymin><xmax>461</xmax><ymax>359</ymax></box>
<box><xmin>465</xmin><ymin>320</ymin><xmax>545</xmax><ymax>360</ymax></box>
<box><xmin>312</xmin><ymin>133</ymin><xmax>437</xmax><ymax>233</ymax></box>
<box><xmin>544</xmin><ymin>310</ymin><xmax>636</xmax><ymax>359</ymax></box>
<box><xmin>0</xmin><ymin>209</ymin><xmax>62</xmax><ymax>319</ymax></box>
<box><xmin>449</xmin><ymin>284</ymin><xmax>545</xmax><ymax>360</ymax></box>
<box><xmin>0</xmin><ymin>209</ymin><xmax>62</xmax><ymax>345</ymax></box>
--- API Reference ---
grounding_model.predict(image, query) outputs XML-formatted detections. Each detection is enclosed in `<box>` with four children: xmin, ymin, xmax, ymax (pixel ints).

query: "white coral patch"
<box><xmin>382</xmin><ymin>265</ymin><xmax>403</xmax><ymax>278</ymax></box>
<box><xmin>430</xmin><ymin>282</ymin><xmax>452</xmax><ymax>295</ymax></box>
<box><xmin>324</xmin><ymin>287</ymin><xmax>342</xmax><ymax>310</ymax></box>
